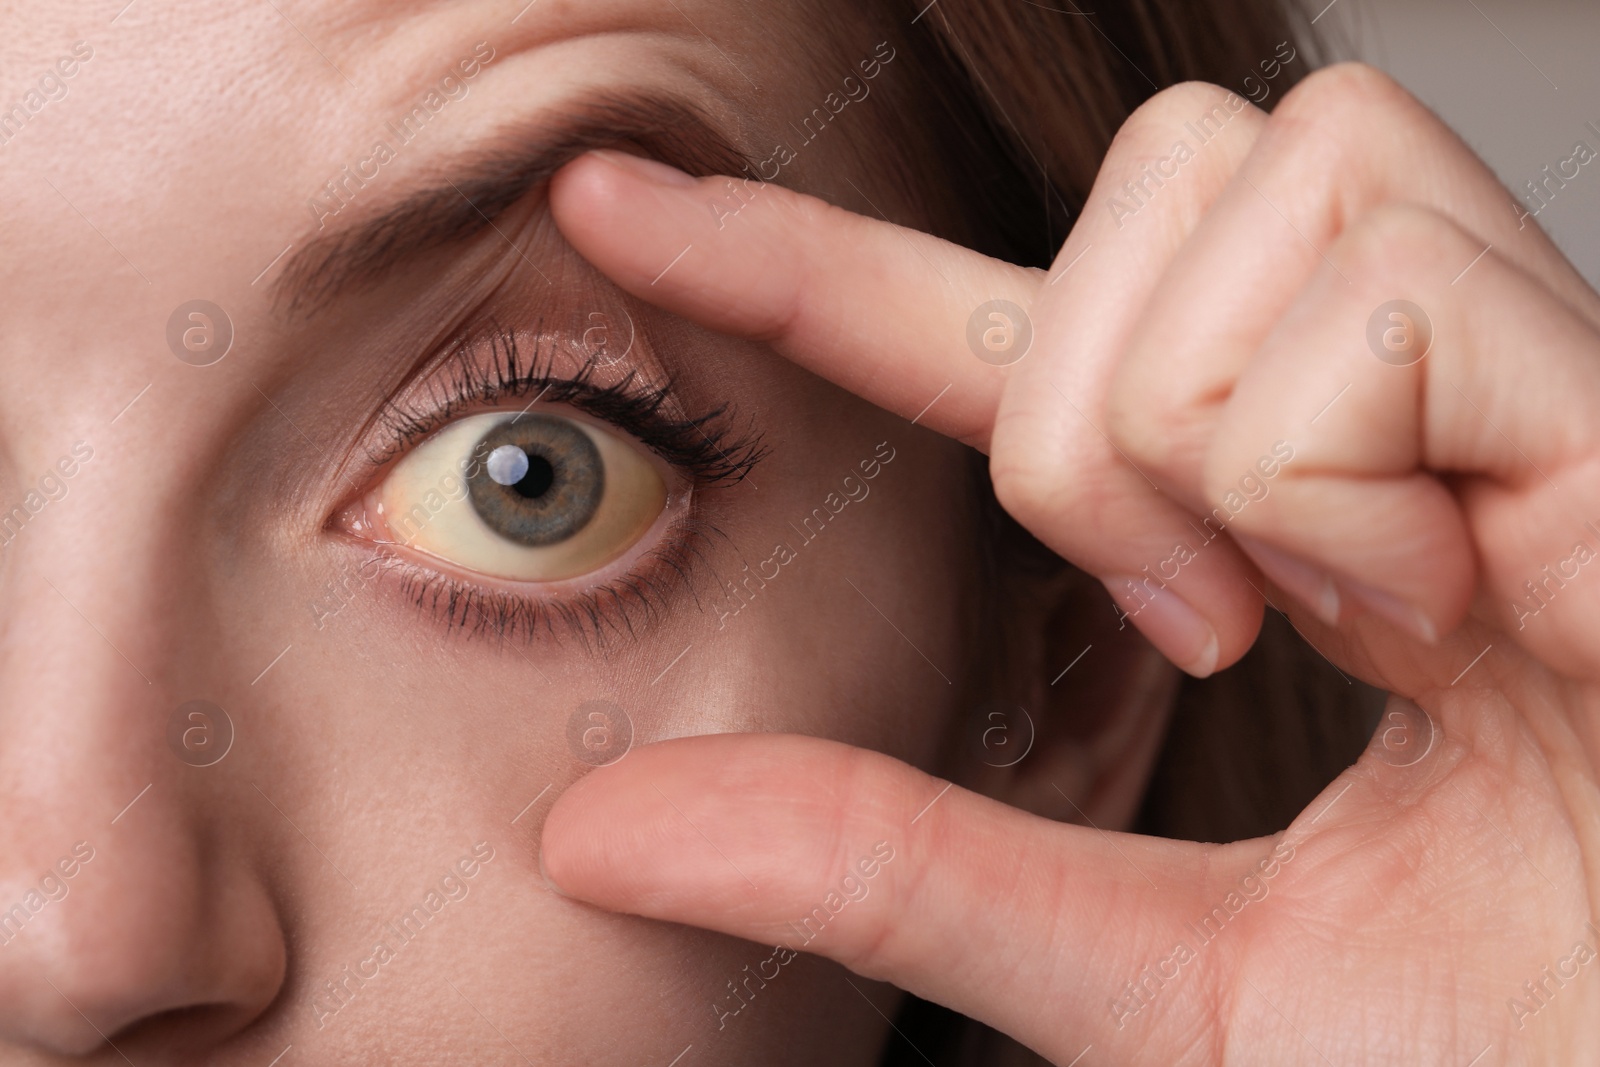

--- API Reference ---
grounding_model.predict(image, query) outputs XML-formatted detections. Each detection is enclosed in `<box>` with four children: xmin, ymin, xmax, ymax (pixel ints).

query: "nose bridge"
<box><xmin>0</xmin><ymin>375</ymin><xmax>247</xmax><ymax>667</ymax></box>
<box><xmin>0</xmin><ymin>448</ymin><xmax>176</xmax><ymax>801</ymax></box>
<box><xmin>0</xmin><ymin>427</ymin><xmax>179</xmax><ymax>772</ymax></box>
<box><xmin>0</xmin><ymin>421</ymin><xmax>286</xmax><ymax>1051</ymax></box>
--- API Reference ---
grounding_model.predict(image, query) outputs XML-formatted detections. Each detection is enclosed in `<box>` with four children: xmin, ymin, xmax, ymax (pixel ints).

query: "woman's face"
<box><xmin>0</xmin><ymin>2</ymin><xmax>977</xmax><ymax>1062</ymax></box>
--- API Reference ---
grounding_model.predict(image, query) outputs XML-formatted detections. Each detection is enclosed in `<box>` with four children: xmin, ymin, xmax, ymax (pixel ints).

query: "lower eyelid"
<box><xmin>329</xmin><ymin>403</ymin><xmax>711</xmax><ymax>644</ymax></box>
<box><xmin>324</xmin><ymin>504</ymin><xmax>721</xmax><ymax>646</ymax></box>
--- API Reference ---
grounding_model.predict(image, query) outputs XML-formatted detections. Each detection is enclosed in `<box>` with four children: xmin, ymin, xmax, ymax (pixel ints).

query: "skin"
<box><xmin>542</xmin><ymin>70</ymin><xmax>1600</xmax><ymax>1065</ymax></box>
<box><xmin>0</xmin><ymin>1</ymin><xmax>1150</xmax><ymax>1063</ymax></box>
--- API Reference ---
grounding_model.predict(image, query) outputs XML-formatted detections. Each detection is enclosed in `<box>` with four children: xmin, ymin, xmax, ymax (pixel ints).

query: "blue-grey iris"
<box><xmin>467</xmin><ymin>415</ymin><xmax>604</xmax><ymax>546</ymax></box>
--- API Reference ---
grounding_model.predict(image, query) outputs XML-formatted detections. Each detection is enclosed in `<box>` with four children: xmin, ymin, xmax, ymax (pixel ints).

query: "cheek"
<box><xmin>680</xmin><ymin>424</ymin><xmax>974</xmax><ymax>768</ymax></box>
<box><xmin>264</xmin><ymin>572</ymin><xmax>907</xmax><ymax>1057</ymax></box>
<box><xmin>236</xmin><ymin>341</ymin><xmax>969</xmax><ymax>1054</ymax></box>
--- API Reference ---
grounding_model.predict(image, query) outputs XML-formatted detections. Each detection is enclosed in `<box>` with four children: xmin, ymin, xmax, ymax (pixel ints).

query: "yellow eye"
<box><xmin>372</xmin><ymin>411</ymin><xmax>669</xmax><ymax>583</ymax></box>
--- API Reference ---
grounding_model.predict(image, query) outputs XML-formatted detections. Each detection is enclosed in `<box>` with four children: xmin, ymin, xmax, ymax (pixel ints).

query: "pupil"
<box><xmin>513</xmin><ymin>454</ymin><xmax>556</xmax><ymax>499</ymax></box>
<box><xmin>466</xmin><ymin>413</ymin><xmax>604</xmax><ymax>547</ymax></box>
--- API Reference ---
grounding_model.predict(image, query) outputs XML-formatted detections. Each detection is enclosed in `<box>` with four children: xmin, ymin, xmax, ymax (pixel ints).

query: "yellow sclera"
<box><xmin>377</xmin><ymin>411</ymin><xmax>667</xmax><ymax>583</ymax></box>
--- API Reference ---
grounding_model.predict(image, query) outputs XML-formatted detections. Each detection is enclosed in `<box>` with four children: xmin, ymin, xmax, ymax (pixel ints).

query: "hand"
<box><xmin>540</xmin><ymin>65</ymin><xmax>1600</xmax><ymax>1064</ymax></box>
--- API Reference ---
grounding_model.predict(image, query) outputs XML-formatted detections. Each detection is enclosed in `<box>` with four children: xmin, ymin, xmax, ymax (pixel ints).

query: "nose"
<box><xmin>0</xmin><ymin>506</ymin><xmax>286</xmax><ymax>1053</ymax></box>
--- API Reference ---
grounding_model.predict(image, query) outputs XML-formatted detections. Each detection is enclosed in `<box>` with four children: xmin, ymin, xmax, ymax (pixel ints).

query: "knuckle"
<box><xmin>1336</xmin><ymin>201</ymin><xmax>1472</xmax><ymax>289</ymax></box>
<box><xmin>1099</xmin><ymin>81</ymin><xmax>1262</xmax><ymax>230</ymax></box>
<box><xmin>989</xmin><ymin>419</ymin><xmax>1130</xmax><ymax>548</ymax></box>
<box><xmin>779</xmin><ymin>181</ymin><xmax>844</xmax><ymax>233</ymax></box>
<box><xmin>1107</xmin><ymin>419</ymin><xmax>1164</xmax><ymax>483</ymax></box>
<box><xmin>989</xmin><ymin>438</ymin><xmax>1065</xmax><ymax>535</ymax></box>
<box><xmin>825</xmin><ymin>750</ymin><xmax>918</xmax><ymax>973</ymax></box>
<box><xmin>1128</xmin><ymin>81</ymin><xmax>1246</xmax><ymax>133</ymax></box>
<box><xmin>1109</xmin><ymin>80</ymin><xmax>1252</xmax><ymax>159</ymax></box>
<box><xmin>1106</xmin><ymin>367</ymin><xmax>1184</xmax><ymax>473</ymax></box>
<box><xmin>763</xmin><ymin>188</ymin><xmax>853</xmax><ymax>339</ymax></box>
<box><xmin>1260</xmin><ymin>64</ymin><xmax>1441</xmax><ymax>229</ymax></box>
<box><xmin>1274</xmin><ymin>62</ymin><xmax>1422</xmax><ymax>133</ymax></box>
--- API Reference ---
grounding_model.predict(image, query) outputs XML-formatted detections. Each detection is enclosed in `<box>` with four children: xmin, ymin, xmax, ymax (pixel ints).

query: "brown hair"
<box><xmin>872</xmin><ymin>2</ymin><xmax>1383</xmax><ymax>1062</ymax></box>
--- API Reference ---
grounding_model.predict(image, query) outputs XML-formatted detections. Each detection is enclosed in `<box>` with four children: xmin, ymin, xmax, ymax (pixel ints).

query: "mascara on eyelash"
<box><xmin>373</xmin><ymin>321</ymin><xmax>767</xmax><ymax>489</ymax></box>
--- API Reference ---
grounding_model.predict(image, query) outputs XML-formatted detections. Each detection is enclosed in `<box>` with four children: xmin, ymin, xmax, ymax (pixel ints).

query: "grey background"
<box><xmin>1325</xmin><ymin>0</ymin><xmax>1600</xmax><ymax>285</ymax></box>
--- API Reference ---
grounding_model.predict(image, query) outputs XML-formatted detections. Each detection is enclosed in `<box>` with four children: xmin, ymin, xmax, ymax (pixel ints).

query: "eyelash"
<box><xmin>371</xmin><ymin>322</ymin><xmax>765</xmax><ymax>483</ymax></box>
<box><xmin>349</xmin><ymin>322</ymin><xmax>766</xmax><ymax>647</ymax></box>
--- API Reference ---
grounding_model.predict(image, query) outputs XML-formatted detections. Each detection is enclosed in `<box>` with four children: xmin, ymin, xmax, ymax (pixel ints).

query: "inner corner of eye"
<box><xmin>372</xmin><ymin>410</ymin><xmax>668</xmax><ymax>584</ymax></box>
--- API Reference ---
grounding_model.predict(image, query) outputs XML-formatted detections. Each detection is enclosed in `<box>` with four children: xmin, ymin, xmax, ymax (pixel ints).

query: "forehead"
<box><xmin>0</xmin><ymin>0</ymin><xmax>865</xmax><ymax>440</ymax></box>
<box><xmin>0</xmin><ymin>0</ymin><xmax>848</xmax><ymax>316</ymax></box>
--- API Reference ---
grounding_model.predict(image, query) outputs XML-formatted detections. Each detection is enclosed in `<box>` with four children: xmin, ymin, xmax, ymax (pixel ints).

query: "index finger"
<box><xmin>548</xmin><ymin>149</ymin><xmax>1041</xmax><ymax>449</ymax></box>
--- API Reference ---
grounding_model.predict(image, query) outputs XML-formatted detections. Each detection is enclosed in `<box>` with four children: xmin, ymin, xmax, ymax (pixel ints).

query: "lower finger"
<box><xmin>540</xmin><ymin>733</ymin><xmax>1230</xmax><ymax>1063</ymax></box>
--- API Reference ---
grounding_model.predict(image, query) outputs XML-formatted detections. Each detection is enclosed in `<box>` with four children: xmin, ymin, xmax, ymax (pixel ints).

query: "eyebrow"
<box><xmin>274</xmin><ymin>93</ymin><xmax>752</xmax><ymax>317</ymax></box>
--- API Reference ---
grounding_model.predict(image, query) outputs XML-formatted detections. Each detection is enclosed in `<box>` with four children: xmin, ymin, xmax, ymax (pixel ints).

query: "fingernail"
<box><xmin>1104</xmin><ymin>576</ymin><xmax>1220</xmax><ymax>678</ymax></box>
<box><xmin>1234</xmin><ymin>535</ymin><xmax>1340</xmax><ymax>627</ymax></box>
<box><xmin>1343</xmin><ymin>579</ymin><xmax>1439</xmax><ymax>644</ymax></box>
<box><xmin>591</xmin><ymin>148</ymin><xmax>699</xmax><ymax>188</ymax></box>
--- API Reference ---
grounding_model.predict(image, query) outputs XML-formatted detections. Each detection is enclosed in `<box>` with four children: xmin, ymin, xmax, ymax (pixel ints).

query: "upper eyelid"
<box><xmin>275</xmin><ymin>92</ymin><xmax>753</xmax><ymax>318</ymax></box>
<box><xmin>363</xmin><ymin>324</ymin><xmax>767</xmax><ymax>487</ymax></box>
